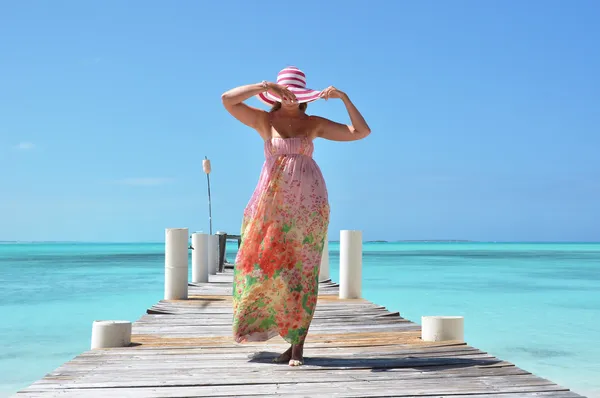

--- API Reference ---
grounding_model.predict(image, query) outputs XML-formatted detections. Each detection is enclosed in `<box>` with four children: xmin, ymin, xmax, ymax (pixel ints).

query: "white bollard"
<box><xmin>165</xmin><ymin>228</ymin><xmax>189</xmax><ymax>300</ymax></box>
<box><xmin>191</xmin><ymin>232</ymin><xmax>209</xmax><ymax>283</ymax></box>
<box><xmin>91</xmin><ymin>320</ymin><xmax>132</xmax><ymax>349</ymax></box>
<box><xmin>207</xmin><ymin>234</ymin><xmax>219</xmax><ymax>275</ymax></box>
<box><xmin>319</xmin><ymin>234</ymin><xmax>330</xmax><ymax>282</ymax></box>
<box><xmin>421</xmin><ymin>316</ymin><xmax>464</xmax><ymax>342</ymax></box>
<box><xmin>339</xmin><ymin>230</ymin><xmax>362</xmax><ymax>299</ymax></box>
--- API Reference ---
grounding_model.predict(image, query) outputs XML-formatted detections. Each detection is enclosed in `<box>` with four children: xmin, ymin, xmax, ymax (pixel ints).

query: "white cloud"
<box><xmin>15</xmin><ymin>142</ymin><xmax>35</xmax><ymax>150</ymax></box>
<box><xmin>116</xmin><ymin>178</ymin><xmax>172</xmax><ymax>186</ymax></box>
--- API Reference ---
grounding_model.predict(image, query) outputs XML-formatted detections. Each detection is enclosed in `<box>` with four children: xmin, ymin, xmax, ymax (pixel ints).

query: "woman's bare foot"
<box><xmin>289</xmin><ymin>344</ymin><xmax>304</xmax><ymax>366</ymax></box>
<box><xmin>272</xmin><ymin>346</ymin><xmax>292</xmax><ymax>364</ymax></box>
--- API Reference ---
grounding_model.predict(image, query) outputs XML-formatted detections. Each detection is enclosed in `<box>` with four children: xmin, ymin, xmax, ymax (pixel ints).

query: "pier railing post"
<box><xmin>216</xmin><ymin>231</ymin><xmax>227</xmax><ymax>273</ymax></box>
<box><xmin>339</xmin><ymin>230</ymin><xmax>362</xmax><ymax>299</ymax></box>
<box><xmin>164</xmin><ymin>228</ymin><xmax>189</xmax><ymax>300</ymax></box>
<box><xmin>191</xmin><ymin>232</ymin><xmax>209</xmax><ymax>283</ymax></box>
<box><xmin>422</xmin><ymin>316</ymin><xmax>464</xmax><ymax>342</ymax></box>
<box><xmin>91</xmin><ymin>320</ymin><xmax>132</xmax><ymax>349</ymax></box>
<box><xmin>319</xmin><ymin>233</ymin><xmax>330</xmax><ymax>282</ymax></box>
<box><xmin>207</xmin><ymin>234</ymin><xmax>219</xmax><ymax>275</ymax></box>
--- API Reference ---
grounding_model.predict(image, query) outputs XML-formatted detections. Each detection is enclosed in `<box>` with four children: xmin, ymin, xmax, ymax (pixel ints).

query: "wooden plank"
<box><xmin>16</xmin><ymin>381</ymin><xmax>570</xmax><ymax>398</ymax></box>
<box><xmin>25</xmin><ymin>369</ymin><xmax>539</xmax><ymax>390</ymax></box>
<box><xmin>259</xmin><ymin>393</ymin><xmax>583</xmax><ymax>398</ymax></box>
<box><xmin>74</xmin><ymin>342</ymin><xmax>472</xmax><ymax>357</ymax></box>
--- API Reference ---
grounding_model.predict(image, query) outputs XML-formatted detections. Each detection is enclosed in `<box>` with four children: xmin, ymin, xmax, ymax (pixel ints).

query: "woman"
<box><xmin>221</xmin><ymin>66</ymin><xmax>370</xmax><ymax>366</ymax></box>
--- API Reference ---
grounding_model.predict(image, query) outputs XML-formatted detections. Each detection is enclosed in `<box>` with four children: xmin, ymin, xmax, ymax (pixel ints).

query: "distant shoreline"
<box><xmin>326</xmin><ymin>239</ymin><xmax>475</xmax><ymax>243</ymax></box>
<box><xmin>367</xmin><ymin>240</ymin><xmax>474</xmax><ymax>243</ymax></box>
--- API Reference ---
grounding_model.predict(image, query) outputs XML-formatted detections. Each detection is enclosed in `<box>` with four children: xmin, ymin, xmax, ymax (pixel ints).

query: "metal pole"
<box><xmin>207</xmin><ymin>172</ymin><xmax>212</xmax><ymax>235</ymax></box>
<box><xmin>204</xmin><ymin>156</ymin><xmax>213</xmax><ymax>235</ymax></box>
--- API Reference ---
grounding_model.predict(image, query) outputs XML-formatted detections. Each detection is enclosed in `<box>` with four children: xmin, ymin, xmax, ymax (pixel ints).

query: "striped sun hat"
<box><xmin>258</xmin><ymin>66</ymin><xmax>322</xmax><ymax>105</ymax></box>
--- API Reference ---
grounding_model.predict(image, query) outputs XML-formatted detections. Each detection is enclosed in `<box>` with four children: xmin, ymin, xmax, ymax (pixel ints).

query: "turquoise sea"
<box><xmin>1</xmin><ymin>241</ymin><xmax>599</xmax><ymax>397</ymax></box>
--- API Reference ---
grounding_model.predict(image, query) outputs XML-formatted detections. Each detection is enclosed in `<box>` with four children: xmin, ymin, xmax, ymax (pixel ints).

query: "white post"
<box><xmin>191</xmin><ymin>232</ymin><xmax>209</xmax><ymax>283</ymax></box>
<box><xmin>165</xmin><ymin>228</ymin><xmax>189</xmax><ymax>300</ymax></box>
<box><xmin>339</xmin><ymin>230</ymin><xmax>362</xmax><ymax>299</ymax></box>
<box><xmin>91</xmin><ymin>320</ymin><xmax>132</xmax><ymax>349</ymax></box>
<box><xmin>319</xmin><ymin>233</ymin><xmax>330</xmax><ymax>282</ymax></box>
<box><xmin>207</xmin><ymin>234</ymin><xmax>219</xmax><ymax>275</ymax></box>
<box><xmin>421</xmin><ymin>316</ymin><xmax>465</xmax><ymax>342</ymax></box>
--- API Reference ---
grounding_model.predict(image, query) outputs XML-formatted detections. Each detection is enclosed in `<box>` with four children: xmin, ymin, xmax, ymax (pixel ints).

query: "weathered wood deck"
<box><xmin>15</xmin><ymin>272</ymin><xmax>583</xmax><ymax>397</ymax></box>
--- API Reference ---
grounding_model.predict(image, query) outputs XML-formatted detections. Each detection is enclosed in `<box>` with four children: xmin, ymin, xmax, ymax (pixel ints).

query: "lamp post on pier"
<box><xmin>202</xmin><ymin>156</ymin><xmax>213</xmax><ymax>235</ymax></box>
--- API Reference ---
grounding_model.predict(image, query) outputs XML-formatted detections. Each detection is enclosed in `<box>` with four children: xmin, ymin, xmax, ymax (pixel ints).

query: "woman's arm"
<box><xmin>317</xmin><ymin>87</ymin><xmax>371</xmax><ymax>142</ymax></box>
<box><xmin>221</xmin><ymin>82</ymin><xmax>270</xmax><ymax>132</ymax></box>
<box><xmin>221</xmin><ymin>82</ymin><xmax>298</xmax><ymax>134</ymax></box>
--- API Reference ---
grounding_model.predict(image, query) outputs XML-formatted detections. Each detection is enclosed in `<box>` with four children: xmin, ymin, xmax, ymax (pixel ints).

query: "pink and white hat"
<box><xmin>258</xmin><ymin>66</ymin><xmax>322</xmax><ymax>105</ymax></box>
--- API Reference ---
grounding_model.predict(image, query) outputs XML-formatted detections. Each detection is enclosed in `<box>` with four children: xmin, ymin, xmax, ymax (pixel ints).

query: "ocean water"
<box><xmin>1</xmin><ymin>241</ymin><xmax>599</xmax><ymax>397</ymax></box>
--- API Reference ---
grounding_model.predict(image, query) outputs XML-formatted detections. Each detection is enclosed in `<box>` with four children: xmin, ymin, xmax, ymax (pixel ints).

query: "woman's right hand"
<box><xmin>267</xmin><ymin>83</ymin><xmax>297</xmax><ymax>105</ymax></box>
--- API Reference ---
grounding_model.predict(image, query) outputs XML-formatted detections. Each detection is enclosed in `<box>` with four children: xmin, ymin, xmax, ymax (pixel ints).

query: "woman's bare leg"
<box><xmin>272</xmin><ymin>345</ymin><xmax>292</xmax><ymax>363</ymax></box>
<box><xmin>289</xmin><ymin>343</ymin><xmax>304</xmax><ymax>366</ymax></box>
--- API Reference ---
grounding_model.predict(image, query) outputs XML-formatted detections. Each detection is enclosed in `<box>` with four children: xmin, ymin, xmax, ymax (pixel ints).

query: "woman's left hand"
<box><xmin>320</xmin><ymin>86</ymin><xmax>346</xmax><ymax>101</ymax></box>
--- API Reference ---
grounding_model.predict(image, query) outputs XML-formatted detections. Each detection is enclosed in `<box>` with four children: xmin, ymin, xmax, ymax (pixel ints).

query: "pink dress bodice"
<box><xmin>264</xmin><ymin>136</ymin><xmax>314</xmax><ymax>159</ymax></box>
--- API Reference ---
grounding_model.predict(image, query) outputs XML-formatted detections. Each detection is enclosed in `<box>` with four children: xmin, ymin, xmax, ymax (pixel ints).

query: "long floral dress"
<box><xmin>233</xmin><ymin>136</ymin><xmax>330</xmax><ymax>345</ymax></box>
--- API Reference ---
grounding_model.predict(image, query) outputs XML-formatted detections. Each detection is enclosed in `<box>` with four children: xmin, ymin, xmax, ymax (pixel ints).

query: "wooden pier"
<box><xmin>16</xmin><ymin>271</ymin><xmax>582</xmax><ymax>397</ymax></box>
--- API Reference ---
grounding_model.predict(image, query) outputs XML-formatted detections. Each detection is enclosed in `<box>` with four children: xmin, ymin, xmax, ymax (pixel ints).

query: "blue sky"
<box><xmin>1</xmin><ymin>0</ymin><xmax>599</xmax><ymax>242</ymax></box>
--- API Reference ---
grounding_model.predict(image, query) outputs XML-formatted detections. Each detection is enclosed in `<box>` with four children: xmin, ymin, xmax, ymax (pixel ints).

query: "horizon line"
<box><xmin>1</xmin><ymin>240</ymin><xmax>599</xmax><ymax>244</ymax></box>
